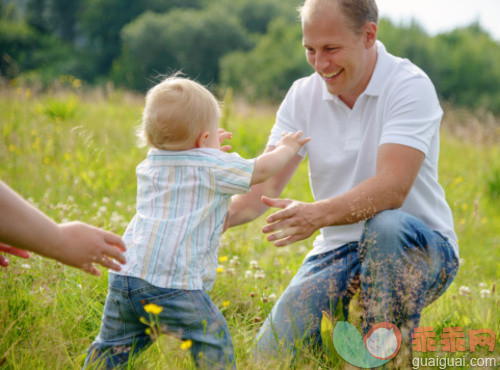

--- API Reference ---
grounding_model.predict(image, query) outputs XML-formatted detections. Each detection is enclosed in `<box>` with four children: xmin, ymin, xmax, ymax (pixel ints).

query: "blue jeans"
<box><xmin>84</xmin><ymin>274</ymin><xmax>235</xmax><ymax>369</ymax></box>
<box><xmin>254</xmin><ymin>210</ymin><xmax>459</xmax><ymax>357</ymax></box>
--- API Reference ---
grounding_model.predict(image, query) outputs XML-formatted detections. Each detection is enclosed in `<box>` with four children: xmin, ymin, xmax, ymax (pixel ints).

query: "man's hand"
<box><xmin>0</xmin><ymin>243</ymin><xmax>30</xmax><ymax>267</ymax></box>
<box><xmin>261</xmin><ymin>196</ymin><xmax>322</xmax><ymax>247</ymax></box>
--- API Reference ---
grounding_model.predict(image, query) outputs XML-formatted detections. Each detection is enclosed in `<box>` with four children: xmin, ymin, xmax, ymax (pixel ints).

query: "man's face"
<box><xmin>302</xmin><ymin>4</ymin><xmax>374</xmax><ymax>106</ymax></box>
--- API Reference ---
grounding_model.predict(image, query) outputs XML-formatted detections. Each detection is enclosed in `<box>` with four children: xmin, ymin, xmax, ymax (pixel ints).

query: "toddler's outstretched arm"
<box><xmin>250</xmin><ymin>131</ymin><xmax>310</xmax><ymax>186</ymax></box>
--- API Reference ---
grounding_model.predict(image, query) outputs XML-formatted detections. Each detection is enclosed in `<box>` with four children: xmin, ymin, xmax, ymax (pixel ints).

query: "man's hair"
<box><xmin>138</xmin><ymin>75</ymin><xmax>220</xmax><ymax>151</ymax></box>
<box><xmin>299</xmin><ymin>0</ymin><xmax>378</xmax><ymax>34</ymax></box>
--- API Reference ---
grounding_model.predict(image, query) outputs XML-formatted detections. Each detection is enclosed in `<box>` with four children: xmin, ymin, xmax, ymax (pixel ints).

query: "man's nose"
<box><xmin>314</xmin><ymin>51</ymin><xmax>329</xmax><ymax>71</ymax></box>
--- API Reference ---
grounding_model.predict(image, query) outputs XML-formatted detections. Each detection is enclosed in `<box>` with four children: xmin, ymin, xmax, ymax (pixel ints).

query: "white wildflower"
<box><xmin>480</xmin><ymin>289</ymin><xmax>491</xmax><ymax>298</ymax></box>
<box><xmin>459</xmin><ymin>286</ymin><xmax>471</xmax><ymax>296</ymax></box>
<box><xmin>250</xmin><ymin>260</ymin><xmax>260</xmax><ymax>269</ymax></box>
<box><xmin>21</xmin><ymin>264</ymin><xmax>31</xmax><ymax>269</ymax></box>
<box><xmin>298</xmin><ymin>245</ymin><xmax>308</xmax><ymax>254</ymax></box>
<box><xmin>479</xmin><ymin>282</ymin><xmax>487</xmax><ymax>289</ymax></box>
<box><xmin>103</xmin><ymin>197</ymin><xmax>110</xmax><ymax>204</ymax></box>
<box><xmin>268</xmin><ymin>293</ymin><xmax>277</xmax><ymax>301</ymax></box>
<box><xmin>255</xmin><ymin>271</ymin><xmax>265</xmax><ymax>279</ymax></box>
<box><xmin>245</xmin><ymin>270</ymin><xmax>253</xmax><ymax>279</ymax></box>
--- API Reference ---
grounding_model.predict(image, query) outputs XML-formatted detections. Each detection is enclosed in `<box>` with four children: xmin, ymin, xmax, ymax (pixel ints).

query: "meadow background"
<box><xmin>1</xmin><ymin>0</ymin><xmax>500</xmax><ymax>368</ymax></box>
<box><xmin>0</xmin><ymin>84</ymin><xmax>498</xmax><ymax>369</ymax></box>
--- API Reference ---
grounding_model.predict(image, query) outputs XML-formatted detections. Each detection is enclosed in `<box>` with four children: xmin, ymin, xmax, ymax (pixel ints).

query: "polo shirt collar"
<box><xmin>363</xmin><ymin>40</ymin><xmax>390</xmax><ymax>97</ymax></box>
<box><xmin>321</xmin><ymin>40</ymin><xmax>390</xmax><ymax>102</ymax></box>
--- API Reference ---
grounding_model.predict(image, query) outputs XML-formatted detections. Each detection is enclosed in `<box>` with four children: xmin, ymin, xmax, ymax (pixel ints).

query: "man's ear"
<box><xmin>363</xmin><ymin>21</ymin><xmax>377</xmax><ymax>48</ymax></box>
<box><xmin>196</xmin><ymin>130</ymin><xmax>210</xmax><ymax>148</ymax></box>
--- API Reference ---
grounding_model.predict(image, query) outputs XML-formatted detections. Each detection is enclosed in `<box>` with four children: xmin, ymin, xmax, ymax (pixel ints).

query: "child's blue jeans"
<box><xmin>84</xmin><ymin>274</ymin><xmax>234</xmax><ymax>369</ymax></box>
<box><xmin>254</xmin><ymin>210</ymin><xmax>459</xmax><ymax>357</ymax></box>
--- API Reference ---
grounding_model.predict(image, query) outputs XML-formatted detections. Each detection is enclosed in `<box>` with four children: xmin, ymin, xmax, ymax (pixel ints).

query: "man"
<box><xmin>226</xmin><ymin>0</ymin><xmax>459</xmax><ymax>360</ymax></box>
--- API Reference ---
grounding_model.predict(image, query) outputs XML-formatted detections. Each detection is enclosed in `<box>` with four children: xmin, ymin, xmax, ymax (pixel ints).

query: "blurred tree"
<box><xmin>80</xmin><ymin>0</ymin><xmax>203</xmax><ymax>78</ymax></box>
<box><xmin>111</xmin><ymin>7</ymin><xmax>250</xmax><ymax>91</ymax></box>
<box><xmin>0</xmin><ymin>21</ymin><xmax>38</xmax><ymax>79</ymax></box>
<box><xmin>220</xmin><ymin>18</ymin><xmax>311</xmax><ymax>102</ymax></box>
<box><xmin>432</xmin><ymin>24</ymin><xmax>500</xmax><ymax>111</ymax></box>
<box><xmin>48</xmin><ymin>0</ymin><xmax>83</xmax><ymax>42</ymax></box>
<box><xmin>378</xmin><ymin>18</ymin><xmax>436</xmax><ymax>79</ymax></box>
<box><xmin>26</xmin><ymin>0</ymin><xmax>50</xmax><ymax>33</ymax></box>
<box><xmin>207</xmin><ymin>0</ymin><xmax>297</xmax><ymax>34</ymax></box>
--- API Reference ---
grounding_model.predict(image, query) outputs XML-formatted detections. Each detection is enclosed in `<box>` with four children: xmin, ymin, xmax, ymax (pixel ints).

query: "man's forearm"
<box><xmin>319</xmin><ymin>144</ymin><xmax>423</xmax><ymax>227</ymax></box>
<box><xmin>316</xmin><ymin>174</ymin><xmax>405</xmax><ymax>228</ymax></box>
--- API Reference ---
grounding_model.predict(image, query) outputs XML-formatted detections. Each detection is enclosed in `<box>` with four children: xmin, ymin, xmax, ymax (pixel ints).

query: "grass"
<box><xmin>0</xmin><ymin>85</ymin><xmax>498</xmax><ymax>369</ymax></box>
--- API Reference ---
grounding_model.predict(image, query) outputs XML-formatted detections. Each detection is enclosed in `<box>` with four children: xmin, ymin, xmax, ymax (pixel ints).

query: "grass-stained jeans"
<box><xmin>84</xmin><ymin>274</ymin><xmax>234</xmax><ymax>369</ymax></box>
<box><xmin>254</xmin><ymin>210</ymin><xmax>459</xmax><ymax>357</ymax></box>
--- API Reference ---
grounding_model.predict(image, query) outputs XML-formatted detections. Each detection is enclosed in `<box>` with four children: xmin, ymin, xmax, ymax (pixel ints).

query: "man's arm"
<box><xmin>262</xmin><ymin>143</ymin><xmax>425</xmax><ymax>246</ymax></box>
<box><xmin>225</xmin><ymin>146</ymin><xmax>303</xmax><ymax>229</ymax></box>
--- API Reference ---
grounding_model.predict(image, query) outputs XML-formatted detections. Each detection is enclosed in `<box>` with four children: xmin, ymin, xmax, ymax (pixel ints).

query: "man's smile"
<box><xmin>321</xmin><ymin>68</ymin><xmax>344</xmax><ymax>80</ymax></box>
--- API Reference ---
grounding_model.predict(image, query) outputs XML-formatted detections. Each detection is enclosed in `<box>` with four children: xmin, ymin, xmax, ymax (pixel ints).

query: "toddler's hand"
<box><xmin>218</xmin><ymin>128</ymin><xmax>232</xmax><ymax>152</ymax></box>
<box><xmin>276</xmin><ymin>131</ymin><xmax>311</xmax><ymax>153</ymax></box>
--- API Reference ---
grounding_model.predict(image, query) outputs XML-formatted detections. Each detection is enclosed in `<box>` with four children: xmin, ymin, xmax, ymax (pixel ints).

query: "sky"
<box><xmin>377</xmin><ymin>0</ymin><xmax>500</xmax><ymax>41</ymax></box>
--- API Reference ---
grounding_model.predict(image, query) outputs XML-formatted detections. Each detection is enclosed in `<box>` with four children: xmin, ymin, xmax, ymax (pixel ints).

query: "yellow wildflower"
<box><xmin>216</xmin><ymin>266</ymin><xmax>224</xmax><ymax>273</ymax></box>
<box><xmin>222</xmin><ymin>301</ymin><xmax>230</xmax><ymax>307</ymax></box>
<box><xmin>219</xmin><ymin>255</ymin><xmax>229</xmax><ymax>262</ymax></box>
<box><xmin>180</xmin><ymin>339</ymin><xmax>193</xmax><ymax>350</ymax></box>
<box><xmin>143</xmin><ymin>303</ymin><xmax>163</xmax><ymax>315</ymax></box>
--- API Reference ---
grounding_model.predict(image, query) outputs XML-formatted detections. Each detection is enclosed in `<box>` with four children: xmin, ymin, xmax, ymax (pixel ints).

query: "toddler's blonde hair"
<box><xmin>138</xmin><ymin>75</ymin><xmax>220</xmax><ymax>150</ymax></box>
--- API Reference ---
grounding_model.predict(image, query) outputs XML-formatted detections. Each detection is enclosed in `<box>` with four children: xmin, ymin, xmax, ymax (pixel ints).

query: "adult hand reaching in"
<box><xmin>261</xmin><ymin>195</ymin><xmax>323</xmax><ymax>247</ymax></box>
<box><xmin>55</xmin><ymin>222</ymin><xmax>126</xmax><ymax>276</ymax></box>
<box><xmin>0</xmin><ymin>243</ymin><xmax>30</xmax><ymax>267</ymax></box>
<box><xmin>0</xmin><ymin>181</ymin><xmax>127</xmax><ymax>276</ymax></box>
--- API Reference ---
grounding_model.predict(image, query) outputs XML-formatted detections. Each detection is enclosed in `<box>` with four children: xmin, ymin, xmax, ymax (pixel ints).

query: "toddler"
<box><xmin>84</xmin><ymin>76</ymin><xmax>309</xmax><ymax>369</ymax></box>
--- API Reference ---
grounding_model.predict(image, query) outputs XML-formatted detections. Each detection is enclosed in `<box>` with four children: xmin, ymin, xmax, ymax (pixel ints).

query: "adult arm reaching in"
<box><xmin>261</xmin><ymin>143</ymin><xmax>425</xmax><ymax>246</ymax></box>
<box><xmin>0</xmin><ymin>181</ymin><xmax>127</xmax><ymax>276</ymax></box>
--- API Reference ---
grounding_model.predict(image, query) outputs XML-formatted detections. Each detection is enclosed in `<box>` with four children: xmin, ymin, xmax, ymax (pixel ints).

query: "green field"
<box><xmin>0</xmin><ymin>85</ymin><xmax>498</xmax><ymax>369</ymax></box>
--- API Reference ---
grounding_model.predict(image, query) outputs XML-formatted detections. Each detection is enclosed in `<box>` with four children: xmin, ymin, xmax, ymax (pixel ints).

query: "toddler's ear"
<box><xmin>196</xmin><ymin>131</ymin><xmax>210</xmax><ymax>148</ymax></box>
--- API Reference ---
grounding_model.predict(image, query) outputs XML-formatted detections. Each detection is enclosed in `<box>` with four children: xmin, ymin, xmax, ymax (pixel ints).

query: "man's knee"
<box><xmin>361</xmin><ymin>210</ymin><xmax>412</xmax><ymax>251</ymax></box>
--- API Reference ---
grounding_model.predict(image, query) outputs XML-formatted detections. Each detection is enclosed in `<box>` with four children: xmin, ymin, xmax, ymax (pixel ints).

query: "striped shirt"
<box><xmin>118</xmin><ymin>148</ymin><xmax>254</xmax><ymax>290</ymax></box>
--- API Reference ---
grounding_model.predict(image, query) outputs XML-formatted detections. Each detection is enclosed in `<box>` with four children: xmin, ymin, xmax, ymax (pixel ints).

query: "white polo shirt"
<box><xmin>267</xmin><ymin>41</ymin><xmax>458</xmax><ymax>258</ymax></box>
